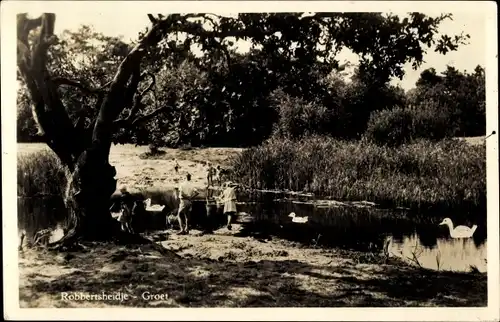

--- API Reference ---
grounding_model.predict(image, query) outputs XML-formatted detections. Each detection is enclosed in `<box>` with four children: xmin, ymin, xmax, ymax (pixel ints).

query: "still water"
<box><xmin>17</xmin><ymin>196</ymin><xmax>68</xmax><ymax>245</ymax></box>
<box><xmin>238</xmin><ymin>191</ymin><xmax>487</xmax><ymax>273</ymax></box>
<box><xmin>17</xmin><ymin>191</ymin><xmax>487</xmax><ymax>273</ymax></box>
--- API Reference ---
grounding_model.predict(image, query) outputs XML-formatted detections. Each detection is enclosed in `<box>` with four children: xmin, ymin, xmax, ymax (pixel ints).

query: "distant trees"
<box><xmin>409</xmin><ymin>65</ymin><xmax>486</xmax><ymax>137</ymax></box>
<box><xmin>365</xmin><ymin>65</ymin><xmax>486</xmax><ymax>146</ymax></box>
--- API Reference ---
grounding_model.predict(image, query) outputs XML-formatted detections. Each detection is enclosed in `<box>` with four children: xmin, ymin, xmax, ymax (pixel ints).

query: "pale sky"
<box><xmin>22</xmin><ymin>4</ymin><xmax>488</xmax><ymax>91</ymax></box>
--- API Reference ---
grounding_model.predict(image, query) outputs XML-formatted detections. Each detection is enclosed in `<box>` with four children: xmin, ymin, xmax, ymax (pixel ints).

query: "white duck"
<box><xmin>288</xmin><ymin>212</ymin><xmax>308</xmax><ymax>224</ymax></box>
<box><xmin>439</xmin><ymin>218</ymin><xmax>477</xmax><ymax>239</ymax></box>
<box><xmin>144</xmin><ymin>198</ymin><xmax>166</xmax><ymax>212</ymax></box>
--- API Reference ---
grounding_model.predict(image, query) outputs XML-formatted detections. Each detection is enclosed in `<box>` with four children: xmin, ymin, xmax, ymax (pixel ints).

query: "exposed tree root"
<box><xmin>112</xmin><ymin>230</ymin><xmax>181</xmax><ymax>259</ymax></box>
<box><xmin>46</xmin><ymin>226</ymin><xmax>180</xmax><ymax>259</ymax></box>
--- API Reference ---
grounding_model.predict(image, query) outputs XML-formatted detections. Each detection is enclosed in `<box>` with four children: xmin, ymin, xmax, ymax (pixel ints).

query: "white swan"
<box><xmin>144</xmin><ymin>198</ymin><xmax>165</xmax><ymax>212</ymax></box>
<box><xmin>288</xmin><ymin>212</ymin><xmax>308</xmax><ymax>223</ymax></box>
<box><xmin>439</xmin><ymin>218</ymin><xmax>477</xmax><ymax>239</ymax></box>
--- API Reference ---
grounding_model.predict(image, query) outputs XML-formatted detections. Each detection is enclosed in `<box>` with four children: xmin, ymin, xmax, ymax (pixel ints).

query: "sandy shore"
<box><xmin>18</xmin><ymin>226</ymin><xmax>487</xmax><ymax>308</ymax></box>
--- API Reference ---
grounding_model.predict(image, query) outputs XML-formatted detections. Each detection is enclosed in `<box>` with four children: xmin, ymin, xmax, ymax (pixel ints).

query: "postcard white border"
<box><xmin>2</xmin><ymin>1</ymin><xmax>498</xmax><ymax>321</ymax></box>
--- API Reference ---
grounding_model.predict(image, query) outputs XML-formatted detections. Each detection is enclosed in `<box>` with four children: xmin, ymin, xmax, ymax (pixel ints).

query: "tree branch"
<box><xmin>147</xmin><ymin>14</ymin><xmax>157</xmax><ymax>24</ymax></box>
<box><xmin>53</xmin><ymin>78</ymin><xmax>112</xmax><ymax>94</ymax></box>
<box><xmin>155</xmin><ymin>13</ymin><xmax>277</xmax><ymax>40</ymax></box>
<box><xmin>131</xmin><ymin>105</ymin><xmax>170</xmax><ymax>125</ymax></box>
<box><xmin>17</xmin><ymin>13</ymin><xmax>85</xmax><ymax>170</ymax></box>
<box><xmin>113</xmin><ymin>73</ymin><xmax>156</xmax><ymax>127</ymax></box>
<box><xmin>90</xmin><ymin>17</ymin><xmax>171</xmax><ymax>156</ymax></box>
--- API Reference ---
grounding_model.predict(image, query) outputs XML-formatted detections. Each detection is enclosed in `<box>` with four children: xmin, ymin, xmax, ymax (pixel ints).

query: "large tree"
<box><xmin>17</xmin><ymin>12</ymin><xmax>468</xmax><ymax>247</ymax></box>
<box><xmin>17</xmin><ymin>25</ymin><xmax>131</xmax><ymax>142</ymax></box>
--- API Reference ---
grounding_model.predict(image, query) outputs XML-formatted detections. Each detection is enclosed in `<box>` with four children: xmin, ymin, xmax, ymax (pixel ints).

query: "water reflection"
<box><xmin>17</xmin><ymin>196</ymin><xmax>68</xmax><ymax>244</ymax></box>
<box><xmin>18</xmin><ymin>191</ymin><xmax>487</xmax><ymax>273</ymax></box>
<box><xmin>388</xmin><ymin>234</ymin><xmax>487</xmax><ymax>273</ymax></box>
<box><xmin>238</xmin><ymin>192</ymin><xmax>487</xmax><ymax>273</ymax></box>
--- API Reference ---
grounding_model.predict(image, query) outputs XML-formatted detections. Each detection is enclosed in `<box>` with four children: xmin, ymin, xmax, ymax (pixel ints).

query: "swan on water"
<box><xmin>144</xmin><ymin>198</ymin><xmax>166</xmax><ymax>212</ymax></box>
<box><xmin>288</xmin><ymin>212</ymin><xmax>308</xmax><ymax>223</ymax></box>
<box><xmin>439</xmin><ymin>218</ymin><xmax>477</xmax><ymax>238</ymax></box>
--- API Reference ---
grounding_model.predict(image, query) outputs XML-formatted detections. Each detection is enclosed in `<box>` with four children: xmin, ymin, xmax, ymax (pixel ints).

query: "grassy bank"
<box><xmin>229</xmin><ymin>136</ymin><xmax>486</xmax><ymax>212</ymax></box>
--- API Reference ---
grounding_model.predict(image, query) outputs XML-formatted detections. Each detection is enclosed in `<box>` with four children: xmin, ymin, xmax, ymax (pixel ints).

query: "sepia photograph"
<box><xmin>2</xmin><ymin>1</ymin><xmax>498</xmax><ymax>320</ymax></box>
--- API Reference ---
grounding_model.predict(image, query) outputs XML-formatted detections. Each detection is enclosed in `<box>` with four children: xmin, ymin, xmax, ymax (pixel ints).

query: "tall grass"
<box><xmin>17</xmin><ymin>150</ymin><xmax>68</xmax><ymax>198</ymax></box>
<box><xmin>17</xmin><ymin>150</ymin><xmax>69</xmax><ymax>235</ymax></box>
<box><xmin>229</xmin><ymin>135</ymin><xmax>486</xmax><ymax>211</ymax></box>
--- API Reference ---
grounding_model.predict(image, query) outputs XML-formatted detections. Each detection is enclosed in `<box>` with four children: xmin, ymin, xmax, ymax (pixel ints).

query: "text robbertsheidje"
<box><xmin>60</xmin><ymin>291</ymin><xmax>170</xmax><ymax>302</ymax></box>
<box><xmin>61</xmin><ymin>292</ymin><xmax>129</xmax><ymax>302</ymax></box>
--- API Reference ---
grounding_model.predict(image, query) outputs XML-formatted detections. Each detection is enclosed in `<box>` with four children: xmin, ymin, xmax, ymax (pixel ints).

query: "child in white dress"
<box><xmin>218</xmin><ymin>181</ymin><xmax>238</xmax><ymax>230</ymax></box>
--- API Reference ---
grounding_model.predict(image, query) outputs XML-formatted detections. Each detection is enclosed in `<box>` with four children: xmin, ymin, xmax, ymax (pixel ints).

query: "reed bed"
<box><xmin>229</xmin><ymin>135</ymin><xmax>486</xmax><ymax>212</ymax></box>
<box><xmin>17</xmin><ymin>150</ymin><xmax>68</xmax><ymax>198</ymax></box>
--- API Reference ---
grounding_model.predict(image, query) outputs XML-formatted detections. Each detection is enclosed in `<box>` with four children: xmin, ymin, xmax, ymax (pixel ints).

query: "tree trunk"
<box><xmin>61</xmin><ymin>148</ymin><xmax>119</xmax><ymax>242</ymax></box>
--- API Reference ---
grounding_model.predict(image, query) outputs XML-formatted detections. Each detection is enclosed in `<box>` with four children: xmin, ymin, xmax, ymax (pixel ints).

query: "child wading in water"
<box><xmin>177</xmin><ymin>173</ymin><xmax>198</xmax><ymax>235</ymax></box>
<box><xmin>218</xmin><ymin>181</ymin><xmax>238</xmax><ymax>230</ymax></box>
<box><xmin>109</xmin><ymin>186</ymin><xmax>137</xmax><ymax>233</ymax></box>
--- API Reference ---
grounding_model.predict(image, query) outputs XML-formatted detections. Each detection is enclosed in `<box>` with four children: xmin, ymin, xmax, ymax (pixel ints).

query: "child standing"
<box><xmin>177</xmin><ymin>173</ymin><xmax>198</xmax><ymax>235</ymax></box>
<box><xmin>218</xmin><ymin>181</ymin><xmax>238</xmax><ymax>230</ymax></box>
<box><xmin>206</xmin><ymin>162</ymin><xmax>215</xmax><ymax>187</ymax></box>
<box><xmin>214</xmin><ymin>165</ymin><xmax>221</xmax><ymax>187</ymax></box>
<box><xmin>110</xmin><ymin>186</ymin><xmax>134</xmax><ymax>232</ymax></box>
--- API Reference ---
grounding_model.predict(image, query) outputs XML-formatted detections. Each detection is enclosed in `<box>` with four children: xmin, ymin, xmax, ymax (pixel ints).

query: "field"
<box><xmin>16</xmin><ymin>143</ymin><xmax>487</xmax><ymax>307</ymax></box>
<box><xmin>17</xmin><ymin>143</ymin><xmax>243</xmax><ymax>192</ymax></box>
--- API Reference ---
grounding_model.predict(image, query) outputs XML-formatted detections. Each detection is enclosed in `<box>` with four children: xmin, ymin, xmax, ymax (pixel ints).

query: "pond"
<box><xmin>17</xmin><ymin>196</ymin><xmax>68</xmax><ymax>245</ymax></box>
<box><xmin>235</xmin><ymin>190</ymin><xmax>487</xmax><ymax>273</ymax></box>
<box><xmin>17</xmin><ymin>190</ymin><xmax>487</xmax><ymax>273</ymax></box>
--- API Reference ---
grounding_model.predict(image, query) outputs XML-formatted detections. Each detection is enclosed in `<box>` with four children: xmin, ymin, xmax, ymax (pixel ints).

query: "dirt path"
<box><xmin>19</xmin><ymin>225</ymin><xmax>486</xmax><ymax>308</ymax></box>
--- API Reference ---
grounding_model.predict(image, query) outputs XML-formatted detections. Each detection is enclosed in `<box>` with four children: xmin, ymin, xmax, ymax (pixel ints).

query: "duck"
<box><xmin>144</xmin><ymin>198</ymin><xmax>166</xmax><ymax>212</ymax></box>
<box><xmin>439</xmin><ymin>218</ymin><xmax>477</xmax><ymax>239</ymax></box>
<box><xmin>288</xmin><ymin>212</ymin><xmax>308</xmax><ymax>224</ymax></box>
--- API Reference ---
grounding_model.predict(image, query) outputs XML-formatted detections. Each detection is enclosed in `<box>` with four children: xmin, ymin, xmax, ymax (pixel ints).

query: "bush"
<box><xmin>270</xmin><ymin>89</ymin><xmax>333</xmax><ymax>139</ymax></box>
<box><xmin>17</xmin><ymin>150</ymin><xmax>69</xmax><ymax>197</ymax></box>
<box><xmin>229</xmin><ymin>135</ymin><xmax>486</xmax><ymax>211</ymax></box>
<box><xmin>364</xmin><ymin>104</ymin><xmax>451</xmax><ymax>146</ymax></box>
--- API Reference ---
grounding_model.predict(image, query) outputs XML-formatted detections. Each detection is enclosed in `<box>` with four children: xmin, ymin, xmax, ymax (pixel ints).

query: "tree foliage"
<box><xmin>18</xmin><ymin>12</ymin><xmax>470</xmax><ymax>147</ymax></box>
<box><xmin>408</xmin><ymin>65</ymin><xmax>486</xmax><ymax>137</ymax></box>
<box><xmin>365</xmin><ymin>65</ymin><xmax>486</xmax><ymax>145</ymax></box>
<box><xmin>17</xmin><ymin>25</ymin><xmax>131</xmax><ymax>142</ymax></box>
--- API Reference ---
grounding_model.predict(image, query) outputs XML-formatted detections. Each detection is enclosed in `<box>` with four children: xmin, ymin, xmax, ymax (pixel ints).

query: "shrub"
<box><xmin>17</xmin><ymin>150</ymin><xmax>69</xmax><ymax>198</ymax></box>
<box><xmin>269</xmin><ymin>89</ymin><xmax>333</xmax><ymax>139</ymax></box>
<box><xmin>364</xmin><ymin>104</ymin><xmax>451</xmax><ymax>146</ymax></box>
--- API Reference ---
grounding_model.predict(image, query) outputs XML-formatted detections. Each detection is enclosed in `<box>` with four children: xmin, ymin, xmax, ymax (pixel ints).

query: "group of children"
<box><xmin>176</xmin><ymin>165</ymin><xmax>239</xmax><ymax>235</ymax></box>
<box><xmin>205</xmin><ymin>162</ymin><xmax>226</xmax><ymax>187</ymax></box>
<box><xmin>112</xmin><ymin>161</ymin><xmax>239</xmax><ymax>236</ymax></box>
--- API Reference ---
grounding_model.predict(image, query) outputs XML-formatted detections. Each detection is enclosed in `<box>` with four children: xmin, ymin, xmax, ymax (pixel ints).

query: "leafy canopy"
<box><xmin>18</xmin><ymin>12</ymin><xmax>470</xmax><ymax>146</ymax></box>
